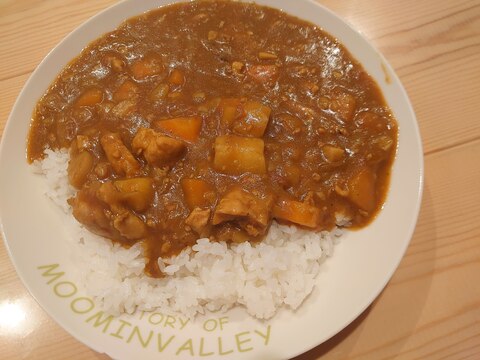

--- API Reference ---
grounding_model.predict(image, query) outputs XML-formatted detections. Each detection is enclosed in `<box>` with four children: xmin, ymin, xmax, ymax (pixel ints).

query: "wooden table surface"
<box><xmin>1</xmin><ymin>0</ymin><xmax>479</xmax><ymax>359</ymax></box>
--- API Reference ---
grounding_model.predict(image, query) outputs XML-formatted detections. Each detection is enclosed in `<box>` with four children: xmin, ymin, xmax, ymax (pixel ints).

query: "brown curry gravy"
<box><xmin>27</xmin><ymin>0</ymin><xmax>398</xmax><ymax>277</ymax></box>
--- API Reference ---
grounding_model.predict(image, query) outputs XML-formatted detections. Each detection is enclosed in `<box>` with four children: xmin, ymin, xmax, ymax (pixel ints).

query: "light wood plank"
<box><xmin>0</xmin><ymin>0</ymin><xmax>116</xmax><ymax>80</ymax></box>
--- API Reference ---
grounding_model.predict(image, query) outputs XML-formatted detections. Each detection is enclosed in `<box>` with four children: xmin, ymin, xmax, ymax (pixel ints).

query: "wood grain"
<box><xmin>0</xmin><ymin>0</ymin><xmax>479</xmax><ymax>359</ymax></box>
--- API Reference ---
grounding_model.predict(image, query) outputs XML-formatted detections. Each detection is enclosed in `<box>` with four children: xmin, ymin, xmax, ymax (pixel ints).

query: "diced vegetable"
<box><xmin>355</xmin><ymin>111</ymin><xmax>389</xmax><ymax>132</ymax></box>
<box><xmin>154</xmin><ymin>116</ymin><xmax>202</xmax><ymax>142</ymax></box>
<box><xmin>150</xmin><ymin>83</ymin><xmax>169</xmax><ymax>101</ymax></box>
<box><xmin>111</xmin><ymin>100</ymin><xmax>136</xmax><ymax>118</ymax></box>
<box><xmin>219</xmin><ymin>98</ymin><xmax>243</xmax><ymax>126</ymax></box>
<box><xmin>198</xmin><ymin>97</ymin><xmax>221</xmax><ymax>113</ymax></box>
<box><xmin>213</xmin><ymin>135</ymin><xmax>266</xmax><ymax>175</ymax></box>
<box><xmin>130</xmin><ymin>53</ymin><xmax>163</xmax><ymax>79</ymax></box>
<box><xmin>207</xmin><ymin>30</ymin><xmax>218</xmax><ymax>40</ymax></box>
<box><xmin>330</xmin><ymin>91</ymin><xmax>356</xmax><ymax>121</ymax></box>
<box><xmin>113</xmin><ymin>80</ymin><xmax>139</xmax><ymax>102</ymax></box>
<box><xmin>233</xmin><ymin>101</ymin><xmax>271</xmax><ymax>137</ymax></box>
<box><xmin>322</xmin><ymin>145</ymin><xmax>345</xmax><ymax>162</ymax></box>
<box><xmin>212</xmin><ymin>187</ymin><xmax>273</xmax><ymax>236</ymax></box>
<box><xmin>75</xmin><ymin>88</ymin><xmax>103</xmax><ymax>107</ymax></box>
<box><xmin>103</xmin><ymin>54</ymin><xmax>125</xmax><ymax>72</ymax></box>
<box><xmin>181</xmin><ymin>178</ymin><xmax>215</xmax><ymax>210</ymax></box>
<box><xmin>347</xmin><ymin>168</ymin><xmax>376</xmax><ymax>211</ymax></box>
<box><xmin>284</xmin><ymin>164</ymin><xmax>301</xmax><ymax>187</ymax></box>
<box><xmin>68</xmin><ymin>151</ymin><xmax>94</xmax><ymax>189</ymax></box>
<box><xmin>131</xmin><ymin>128</ymin><xmax>186</xmax><ymax>166</ymax></box>
<box><xmin>192</xmin><ymin>91</ymin><xmax>206</xmax><ymax>103</ymax></box>
<box><xmin>185</xmin><ymin>208</ymin><xmax>211</xmax><ymax>235</ymax></box>
<box><xmin>375</xmin><ymin>136</ymin><xmax>394</xmax><ymax>151</ymax></box>
<box><xmin>100</xmin><ymin>133</ymin><xmax>140</xmax><ymax>177</ymax></box>
<box><xmin>272</xmin><ymin>198</ymin><xmax>320</xmax><ymax>228</ymax></box>
<box><xmin>114</xmin><ymin>177</ymin><xmax>154</xmax><ymax>212</ymax></box>
<box><xmin>168</xmin><ymin>69</ymin><xmax>185</xmax><ymax>85</ymax></box>
<box><xmin>258</xmin><ymin>52</ymin><xmax>277</xmax><ymax>60</ymax></box>
<box><xmin>112</xmin><ymin>211</ymin><xmax>147</xmax><ymax>240</ymax></box>
<box><xmin>231</xmin><ymin>61</ymin><xmax>244</xmax><ymax>74</ymax></box>
<box><xmin>218</xmin><ymin>99</ymin><xmax>271</xmax><ymax>137</ymax></box>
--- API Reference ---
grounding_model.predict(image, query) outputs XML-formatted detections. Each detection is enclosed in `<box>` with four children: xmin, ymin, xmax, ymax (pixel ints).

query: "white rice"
<box><xmin>34</xmin><ymin>149</ymin><xmax>342</xmax><ymax>319</ymax></box>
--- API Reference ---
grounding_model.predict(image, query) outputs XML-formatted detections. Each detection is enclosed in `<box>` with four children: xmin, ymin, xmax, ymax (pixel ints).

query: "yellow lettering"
<box><xmin>157</xmin><ymin>333</ymin><xmax>175</xmax><ymax>352</ymax></box>
<box><xmin>70</xmin><ymin>297</ymin><xmax>95</xmax><ymax>314</ymax></box>
<box><xmin>218</xmin><ymin>317</ymin><xmax>228</xmax><ymax>330</ymax></box>
<box><xmin>179</xmin><ymin>317</ymin><xmax>190</xmax><ymax>330</ymax></box>
<box><xmin>126</xmin><ymin>326</ymin><xmax>154</xmax><ymax>348</ymax></box>
<box><xmin>218</xmin><ymin>337</ymin><xmax>233</xmax><ymax>355</ymax></box>
<box><xmin>176</xmin><ymin>338</ymin><xmax>194</xmax><ymax>356</ymax></box>
<box><xmin>203</xmin><ymin>318</ymin><xmax>217</xmax><ymax>332</ymax></box>
<box><xmin>148</xmin><ymin>312</ymin><xmax>165</xmax><ymax>325</ymax></box>
<box><xmin>164</xmin><ymin>315</ymin><xmax>176</xmax><ymax>328</ymax></box>
<box><xmin>110</xmin><ymin>319</ymin><xmax>132</xmax><ymax>339</ymax></box>
<box><xmin>86</xmin><ymin>311</ymin><xmax>114</xmax><ymax>333</ymax></box>
<box><xmin>53</xmin><ymin>281</ymin><xmax>77</xmax><ymax>298</ymax></box>
<box><xmin>37</xmin><ymin>264</ymin><xmax>64</xmax><ymax>285</ymax></box>
<box><xmin>235</xmin><ymin>331</ymin><xmax>253</xmax><ymax>352</ymax></box>
<box><xmin>254</xmin><ymin>325</ymin><xmax>271</xmax><ymax>345</ymax></box>
<box><xmin>199</xmin><ymin>337</ymin><xmax>214</xmax><ymax>356</ymax></box>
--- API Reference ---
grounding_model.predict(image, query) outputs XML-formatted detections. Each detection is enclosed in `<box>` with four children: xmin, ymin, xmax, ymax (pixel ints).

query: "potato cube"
<box><xmin>214</xmin><ymin>135</ymin><xmax>266</xmax><ymax>175</ymax></box>
<box><xmin>233</xmin><ymin>101</ymin><xmax>271</xmax><ymax>137</ymax></box>
<box><xmin>347</xmin><ymin>168</ymin><xmax>376</xmax><ymax>211</ymax></box>
<box><xmin>114</xmin><ymin>177</ymin><xmax>154</xmax><ymax>212</ymax></box>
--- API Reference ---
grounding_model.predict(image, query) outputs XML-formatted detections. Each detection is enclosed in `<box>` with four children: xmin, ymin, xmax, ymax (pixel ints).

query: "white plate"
<box><xmin>0</xmin><ymin>0</ymin><xmax>423</xmax><ymax>359</ymax></box>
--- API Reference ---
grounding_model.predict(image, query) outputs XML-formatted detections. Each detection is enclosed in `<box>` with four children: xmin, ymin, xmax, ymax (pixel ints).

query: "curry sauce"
<box><xmin>27</xmin><ymin>0</ymin><xmax>398</xmax><ymax>277</ymax></box>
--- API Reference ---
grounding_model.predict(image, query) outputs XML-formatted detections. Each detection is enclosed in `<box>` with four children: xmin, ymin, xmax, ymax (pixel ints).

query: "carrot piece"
<box><xmin>272</xmin><ymin>198</ymin><xmax>320</xmax><ymax>228</ymax></box>
<box><xmin>75</xmin><ymin>88</ymin><xmax>103</xmax><ymax>107</ymax></box>
<box><xmin>154</xmin><ymin>116</ymin><xmax>202</xmax><ymax>142</ymax></box>
<box><xmin>130</xmin><ymin>53</ymin><xmax>163</xmax><ymax>79</ymax></box>
<box><xmin>168</xmin><ymin>69</ymin><xmax>185</xmax><ymax>85</ymax></box>
<box><xmin>113</xmin><ymin>80</ymin><xmax>139</xmax><ymax>102</ymax></box>
<box><xmin>181</xmin><ymin>178</ymin><xmax>215</xmax><ymax>210</ymax></box>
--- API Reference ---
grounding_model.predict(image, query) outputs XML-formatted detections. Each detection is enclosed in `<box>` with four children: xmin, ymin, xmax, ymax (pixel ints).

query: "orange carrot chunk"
<box><xmin>273</xmin><ymin>198</ymin><xmax>320</xmax><ymax>228</ymax></box>
<box><xmin>181</xmin><ymin>178</ymin><xmax>215</xmax><ymax>210</ymax></box>
<box><xmin>75</xmin><ymin>88</ymin><xmax>103</xmax><ymax>107</ymax></box>
<box><xmin>131</xmin><ymin>53</ymin><xmax>163</xmax><ymax>79</ymax></box>
<box><xmin>154</xmin><ymin>116</ymin><xmax>202</xmax><ymax>142</ymax></box>
<box><xmin>168</xmin><ymin>69</ymin><xmax>185</xmax><ymax>85</ymax></box>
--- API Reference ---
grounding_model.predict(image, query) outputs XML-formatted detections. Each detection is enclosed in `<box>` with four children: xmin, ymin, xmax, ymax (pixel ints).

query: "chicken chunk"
<box><xmin>112</xmin><ymin>211</ymin><xmax>148</xmax><ymax>240</ymax></box>
<box><xmin>69</xmin><ymin>185</ymin><xmax>117</xmax><ymax>239</ymax></box>
<box><xmin>132</xmin><ymin>128</ymin><xmax>186</xmax><ymax>166</ymax></box>
<box><xmin>212</xmin><ymin>187</ymin><xmax>273</xmax><ymax>236</ymax></box>
<box><xmin>97</xmin><ymin>178</ymin><xmax>154</xmax><ymax>213</ymax></box>
<box><xmin>70</xmin><ymin>181</ymin><xmax>148</xmax><ymax>242</ymax></box>
<box><xmin>185</xmin><ymin>208</ymin><xmax>211</xmax><ymax>235</ymax></box>
<box><xmin>100</xmin><ymin>133</ymin><xmax>140</xmax><ymax>177</ymax></box>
